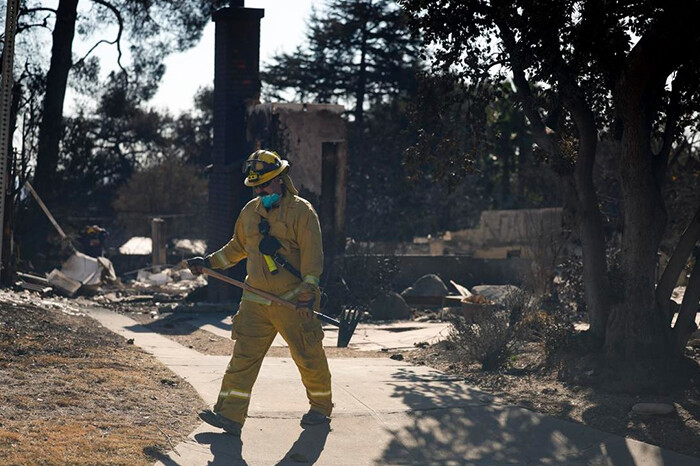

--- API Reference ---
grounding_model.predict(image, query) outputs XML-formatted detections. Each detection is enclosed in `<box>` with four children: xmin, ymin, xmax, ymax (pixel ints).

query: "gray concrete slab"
<box><xmin>341</xmin><ymin>321</ymin><xmax>451</xmax><ymax>351</ymax></box>
<box><xmin>85</xmin><ymin>308</ymin><xmax>700</xmax><ymax>466</ymax></box>
<box><xmin>184</xmin><ymin>312</ymin><xmax>450</xmax><ymax>351</ymax></box>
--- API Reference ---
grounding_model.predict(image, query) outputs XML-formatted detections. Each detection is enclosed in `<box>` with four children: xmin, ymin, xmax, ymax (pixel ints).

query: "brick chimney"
<box><xmin>208</xmin><ymin>3</ymin><xmax>264</xmax><ymax>302</ymax></box>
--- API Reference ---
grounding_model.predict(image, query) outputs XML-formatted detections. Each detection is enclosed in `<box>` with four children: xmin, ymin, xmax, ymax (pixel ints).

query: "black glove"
<box><xmin>259</xmin><ymin>235</ymin><xmax>282</xmax><ymax>256</ymax></box>
<box><xmin>187</xmin><ymin>256</ymin><xmax>210</xmax><ymax>275</ymax></box>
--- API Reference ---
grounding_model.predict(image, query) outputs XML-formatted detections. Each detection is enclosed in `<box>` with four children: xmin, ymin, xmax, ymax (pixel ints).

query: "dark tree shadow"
<box><xmin>143</xmin><ymin>446</ymin><xmax>179</xmax><ymax>465</ymax></box>
<box><xmin>194</xmin><ymin>432</ymin><xmax>248</xmax><ymax>465</ymax></box>
<box><xmin>375</xmin><ymin>367</ymin><xmax>648</xmax><ymax>465</ymax></box>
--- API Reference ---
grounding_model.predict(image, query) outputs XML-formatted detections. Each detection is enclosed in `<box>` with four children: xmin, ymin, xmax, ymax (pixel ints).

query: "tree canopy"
<box><xmin>400</xmin><ymin>0</ymin><xmax>700</xmax><ymax>358</ymax></box>
<box><xmin>6</xmin><ymin>0</ymin><xmax>223</xmax><ymax>262</ymax></box>
<box><xmin>262</xmin><ymin>0</ymin><xmax>422</xmax><ymax>127</ymax></box>
<box><xmin>262</xmin><ymin>0</ymin><xmax>564</xmax><ymax>241</ymax></box>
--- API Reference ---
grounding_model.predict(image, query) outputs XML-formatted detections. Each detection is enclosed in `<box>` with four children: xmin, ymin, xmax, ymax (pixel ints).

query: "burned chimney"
<box><xmin>208</xmin><ymin>3</ymin><xmax>264</xmax><ymax>302</ymax></box>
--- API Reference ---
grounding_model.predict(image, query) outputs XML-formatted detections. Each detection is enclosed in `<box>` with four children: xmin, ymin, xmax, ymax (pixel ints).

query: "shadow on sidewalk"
<box><xmin>194</xmin><ymin>432</ymin><xmax>248</xmax><ymax>465</ymax></box>
<box><xmin>187</xmin><ymin>424</ymin><xmax>330</xmax><ymax>465</ymax></box>
<box><xmin>275</xmin><ymin>423</ymin><xmax>331</xmax><ymax>465</ymax></box>
<box><xmin>376</xmin><ymin>367</ymin><xmax>643</xmax><ymax>465</ymax></box>
<box><xmin>125</xmin><ymin>312</ymin><xmax>231</xmax><ymax>337</ymax></box>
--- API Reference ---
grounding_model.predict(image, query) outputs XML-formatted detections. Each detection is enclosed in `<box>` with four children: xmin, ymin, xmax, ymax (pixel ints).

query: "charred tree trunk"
<box><xmin>606</xmin><ymin>140</ymin><xmax>668</xmax><ymax>357</ymax></box>
<box><xmin>557</xmin><ymin>66</ymin><xmax>610</xmax><ymax>344</ymax></box>
<box><xmin>354</xmin><ymin>24</ymin><xmax>368</xmax><ymax>131</ymax></box>
<box><xmin>501</xmin><ymin>140</ymin><xmax>512</xmax><ymax>207</ymax></box>
<box><xmin>33</xmin><ymin>0</ymin><xmax>79</xmax><ymax>202</ymax></box>
<box><xmin>573</xmin><ymin>130</ymin><xmax>609</xmax><ymax>343</ymax></box>
<box><xmin>603</xmin><ymin>7</ymin><xmax>696</xmax><ymax>358</ymax></box>
<box><xmin>606</xmin><ymin>73</ymin><xmax>669</xmax><ymax>358</ymax></box>
<box><xmin>515</xmin><ymin>118</ymin><xmax>531</xmax><ymax>205</ymax></box>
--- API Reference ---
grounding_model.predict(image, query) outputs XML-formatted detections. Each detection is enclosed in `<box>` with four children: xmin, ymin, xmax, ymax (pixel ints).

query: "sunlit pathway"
<box><xmin>86</xmin><ymin>307</ymin><xmax>700</xmax><ymax>465</ymax></box>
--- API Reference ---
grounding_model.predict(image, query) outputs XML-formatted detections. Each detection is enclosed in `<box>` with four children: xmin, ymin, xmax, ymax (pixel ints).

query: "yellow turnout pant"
<box><xmin>214</xmin><ymin>300</ymin><xmax>332</xmax><ymax>425</ymax></box>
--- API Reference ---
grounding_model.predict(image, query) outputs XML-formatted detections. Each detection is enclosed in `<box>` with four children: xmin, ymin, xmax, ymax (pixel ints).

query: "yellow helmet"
<box><xmin>243</xmin><ymin>150</ymin><xmax>290</xmax><ymax>187</ymax></box>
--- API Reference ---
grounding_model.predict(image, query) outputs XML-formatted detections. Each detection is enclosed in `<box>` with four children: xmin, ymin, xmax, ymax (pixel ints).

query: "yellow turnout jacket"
<box><xmin>207</xmin><ymin>192</ymin><xmax>323</xmax><ymax>303</ymax></box>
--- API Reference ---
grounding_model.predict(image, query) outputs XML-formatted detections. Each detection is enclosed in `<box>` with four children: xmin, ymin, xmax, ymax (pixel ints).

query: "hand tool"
<box><xmin>199</xmin><ymin>266</ymin><xmax>360</xmax><ymax>347</ymax></box>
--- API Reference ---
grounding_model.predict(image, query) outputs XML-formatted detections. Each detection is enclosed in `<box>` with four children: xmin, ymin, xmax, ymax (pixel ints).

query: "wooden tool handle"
<box><xmin>198</xmin><ymin>265</ymin><xmax>341</xmax><ymax>327</ymax></box>
<box><xmin>202</xmin><ymin>267</ymin><xmax>297</xmax><ymax>310</ymax></box>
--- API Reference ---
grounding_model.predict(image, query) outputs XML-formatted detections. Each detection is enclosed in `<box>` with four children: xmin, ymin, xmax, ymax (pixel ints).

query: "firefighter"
<box><xmin>78</xmin><ymin>225</ymin><xmax>108</xmax><ymax>257</ymax></box>
<box><xmin>187</xmin><ymin>150</ymin><xmax>332</xmax><ymax>436</ymax></box>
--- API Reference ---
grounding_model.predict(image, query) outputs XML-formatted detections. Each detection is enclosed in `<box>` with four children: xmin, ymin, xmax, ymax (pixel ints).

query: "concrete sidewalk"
<box><xmin>86</xmin><ymin>308</ymin><xmax>700</xmax><ymax>465</ymax></box>
<box><xmin>184</xmin><ymin>312</ymin><xmax>451</xmax><ymax>351</ymax></box>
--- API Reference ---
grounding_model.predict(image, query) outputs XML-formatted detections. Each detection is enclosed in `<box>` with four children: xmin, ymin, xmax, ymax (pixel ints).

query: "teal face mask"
<box><xmin>260</xmin><ymin>193</ymin><xmax>280</xmax><ymax>209</ymax></box>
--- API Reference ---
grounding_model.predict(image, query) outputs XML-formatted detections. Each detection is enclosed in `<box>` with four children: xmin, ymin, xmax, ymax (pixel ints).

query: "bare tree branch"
<box><xmin>75</xmin><ymin>0</ymin><xmax>126</xmax><ymax>74</ymax></box>
<box><xmin>20</xmin><ymin>7</ymin><xmax>57</xmax><ymax>14</ymax></box>
<box><xmin>17</xmin><ymin>21</ymin><xmax>52</xmax><ymax>34</ymax></box>
<box><xmin>16</xmin><ymin>6</ymin><xmax>55</xmax><ymax>33</ymax></box>
<box><xmin>657</xmin><ymin>204</ymin><xmax>700</xmax><ymax>322</ymax></box>
<box><xmin>672</xmin><ymin>248</ymin><xmax>700</xmax><ymax>355</ymax></box>
<box><xmin>496</xmin><ymin>24</ymin><xmax>560</xmax><ymax>156</ymax></box>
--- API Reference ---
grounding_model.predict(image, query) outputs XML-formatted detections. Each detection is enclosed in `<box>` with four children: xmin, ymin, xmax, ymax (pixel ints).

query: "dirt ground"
<box><xmin>4</xmin><ymin>284</ymin><xmax>700</xmax><ymax>463</ymax></box>
<box><xmin>0</xmin><ymin>287</ymin><xmax>396</xmax><ymax>465</ymax></box>
<box><xmin>406</xmin><ymin>338</ymin><xmax>700</xmax><ymax>460</ymax></box>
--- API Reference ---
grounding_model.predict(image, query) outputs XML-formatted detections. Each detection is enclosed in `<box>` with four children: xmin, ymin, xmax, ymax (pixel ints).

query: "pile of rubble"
<box><xmin>12</xmin><ymin>253</ymin><xmax>213</xmax><ymax>318</ymax></box>
<box><xmin>366</xmin><ymin>272</ymin><xmax>518</xmax><ymax>323</ymax></box>
<box><xmin>12</xmin><ymin>244</ymin><xmax>522</xmax><ymax>324</ymax></box>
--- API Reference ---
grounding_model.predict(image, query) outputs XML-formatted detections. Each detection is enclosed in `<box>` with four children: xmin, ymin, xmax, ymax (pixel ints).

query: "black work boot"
<box><xmin>300</xmin><ymin>409</ymin><xmax>330</xmax><ymax>427</ymax></box>
<box><xmin>199</xmin><ymin>409</ymin><xmax>242</xmax><ymax>436</ymax></box>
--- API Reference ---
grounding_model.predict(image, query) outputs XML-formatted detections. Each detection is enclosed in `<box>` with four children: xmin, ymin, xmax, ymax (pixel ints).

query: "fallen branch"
<box><xmin>156</xmin><ymin>425</ymin><xmax>180</xmax><ymax>457</ymax></box>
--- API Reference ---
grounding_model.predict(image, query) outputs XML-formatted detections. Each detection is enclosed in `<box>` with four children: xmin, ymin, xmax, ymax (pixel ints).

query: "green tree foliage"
<box><xmin>14</xmin><ymin>74</ymin><xmax>212</xmax><ymax>259</ymax></box>
<box><xmin>10</xmin><ymin>0</ymin><xmax>224</xmax><ymax>264</ymax></box>
<box><xmin>59</xmin><ymin>79</ymin><xmax>212</xmax><ymax>220</ymax></box>
<box><xmin>263</xmin><ymin>0</ymin><xmax>557</xmax><ymax>242</ymax></box>
<box><xmin>113</xmin><ymin>158</ymin><xmax>207</xmax><ymax>239</ymax></box>
<box><xmin>405</xmin><ymin>74</ymin><xmax>565</xmax><ymax>211</ymax></box>
<box><xmin>400</xmin><ymin>0</ymin><xmax>700</xmax><ymax>358</ymax></box>
<box><xmin>56</xmin><ymin>75</ymin><xmax>169</xmax><ymax>215</ymax></box>
<box><xmin>347</xmin><ymin>96</ymin><xmax>493</xmax><ymax>241</ymax></box>
<box><xmin>170</xmin><ymin>87</ymin><xmax>214</xmax><ymax>168</ymax></box>
<box><xmin>262</xmin><ymin>0</ymin><xmax>422</xmax><ymax>127</ymax></box>
<box><xmin>22</xmin><ymin>0</ymin><xmax>223</xmax><ymax>200</ymax></box>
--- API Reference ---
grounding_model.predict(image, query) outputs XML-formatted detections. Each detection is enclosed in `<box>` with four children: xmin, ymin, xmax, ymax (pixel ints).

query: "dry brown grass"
<box><xmin>0</xmin><ymin>300</ymin><xmax>205</xmax><ymax>465</ymax></box>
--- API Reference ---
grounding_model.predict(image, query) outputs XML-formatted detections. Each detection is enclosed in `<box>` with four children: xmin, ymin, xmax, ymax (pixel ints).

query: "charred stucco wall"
<box><xmin>248</xmin><ymin>103</ymin><xmax>347</xmax><ymax>255</ymax></box>
<box><xmin>341</xmin><ymin>255</ymin><xmax>532</xmax><ymax>290</ymax></box>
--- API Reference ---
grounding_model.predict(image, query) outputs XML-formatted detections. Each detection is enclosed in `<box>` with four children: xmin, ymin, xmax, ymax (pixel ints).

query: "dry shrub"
<box><xmin>448</xmin><ymin>288</ymin><xmax>536</xmax><ymax>370</ymax></box>
<box><xmin>540</xmin><ymin>307</ymin><xmax>576</xmax><ymax>356</ymax></box>
<box><xmin>448</xmin><ymin>286</ymin><xmax>578</xmax><ymax>369</ymax></box>
<box><xmin>521</xmin><ymin>306</ymin><xmax>575</xmax><ymax>357</ymax></box>
<box><xmin>448</xmin><ymin>310</ymin><xmax>517</xmax><ymax>370</ymax></box>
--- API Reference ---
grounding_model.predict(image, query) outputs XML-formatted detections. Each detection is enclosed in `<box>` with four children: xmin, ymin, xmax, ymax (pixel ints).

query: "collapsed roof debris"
<box><xmin>119</xmin><ymin>236</ymin><xmax>152</xmax><ymax>255</ymax></box>
<box><xmin>46</xmin><ymin>252</ymin><xmax>118</xmax><ymax>297</ymax></box>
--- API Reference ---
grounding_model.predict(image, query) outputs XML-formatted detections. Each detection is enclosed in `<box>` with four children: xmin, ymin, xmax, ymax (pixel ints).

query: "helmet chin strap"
<box><xmin>281</xmin><ymin>173</ymin><xmax>299</xmax><ymax>195</ymax></box>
